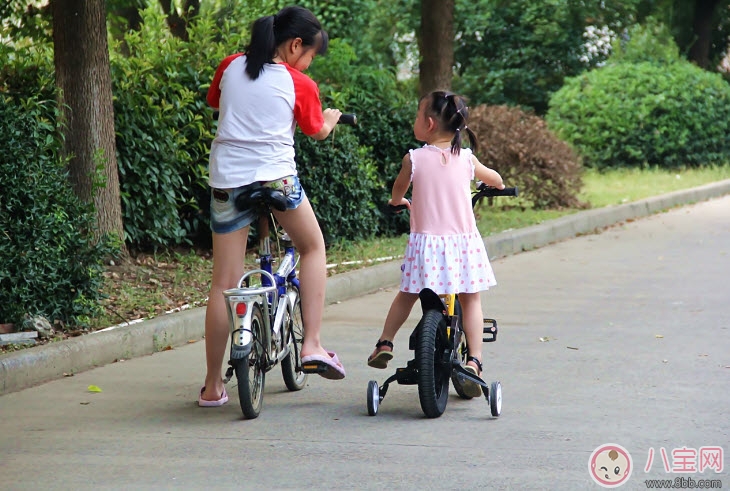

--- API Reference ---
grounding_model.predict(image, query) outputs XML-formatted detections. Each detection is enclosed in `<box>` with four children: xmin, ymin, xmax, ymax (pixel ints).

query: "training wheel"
<box><xmin>490</xmin><ymin>381</ymin><xmax>502</xmax><ymax>417</ymax></box>
<box><xmin>367</xmin><ymin>380</ymin><xmax>380</xmax><ymax>416</ymax></box>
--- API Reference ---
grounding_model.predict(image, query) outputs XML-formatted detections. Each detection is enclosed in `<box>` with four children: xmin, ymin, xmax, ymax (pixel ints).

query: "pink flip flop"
<box><xmin>198</xmin><ymin>386</ymin><xmax>229</xmax><ymax>407</ymax></box>
<box><xmin>301</xmin><ymin>350</ymin><xmax>346</xmax><ymax>380</ymax></box>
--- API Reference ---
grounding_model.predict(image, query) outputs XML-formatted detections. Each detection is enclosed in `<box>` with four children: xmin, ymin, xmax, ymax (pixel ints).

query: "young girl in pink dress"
<box><xmin>367</xmin><ymin>90</ymin><xmax>504</xmax><ymax>397</ymax></box>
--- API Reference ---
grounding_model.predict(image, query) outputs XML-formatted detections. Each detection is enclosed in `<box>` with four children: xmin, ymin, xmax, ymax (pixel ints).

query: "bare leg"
<box><xmin>458</xmin><ymin>292</ymin><xmax>484</xmax><ymax>372</ymax></box>
<box><xmin>201</xmin><ymin>227</ymin><xmax>248</xmax><ymax>402</ymax></box>
<box><xmin>273</xmin><ymin>198</ymin><xmax>330</xmax><ymax>359</ymax></box>
<box><xmin>368</xmin><ymin>290</ymin><xmax>418</xmax><ymax>359</ymax></box>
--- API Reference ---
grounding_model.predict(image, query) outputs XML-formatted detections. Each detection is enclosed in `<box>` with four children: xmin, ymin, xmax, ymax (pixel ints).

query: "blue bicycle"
<box><xmin>221</xmin><ymin>183</ymin><xmax>307</xmax><ymax>419</ymax></box>
<box><xmin>221</xmin><ymin>113</ymin><xmax>357</xmax><ymax>419</ymax></box>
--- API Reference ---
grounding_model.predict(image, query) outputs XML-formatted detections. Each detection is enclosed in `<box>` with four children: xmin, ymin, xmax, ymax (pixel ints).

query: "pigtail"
<box><xmin>464</xmin><ymin>126</ymin><xmax>478</xmax><ymax>154</ymax></box>
<box><xmin>245</xmin><ymin>15</ymin><xmax>277</xmax><ymax>80</ymax></box>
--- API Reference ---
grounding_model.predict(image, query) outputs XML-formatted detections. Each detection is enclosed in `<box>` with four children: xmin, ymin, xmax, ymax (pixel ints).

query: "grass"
<box><xmin>5</xmin><ymin>164</ymin><xmax>728</xmax><ymax>348</ymax></box>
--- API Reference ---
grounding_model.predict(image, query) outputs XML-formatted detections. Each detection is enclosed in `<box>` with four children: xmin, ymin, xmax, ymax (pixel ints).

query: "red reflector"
<box><xmin>235</xmin><ymin>303</ymin><xmax>247</xmax><ymax>316</ymax></box>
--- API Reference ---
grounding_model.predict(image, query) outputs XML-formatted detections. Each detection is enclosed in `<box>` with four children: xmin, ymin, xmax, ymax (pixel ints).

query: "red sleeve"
<box><xmin>207</xmin><ymin>53</ymin><xmax>243</xmax><ymax>108</ymax></box>
<box><xmin>286</xmin><ymin>66</ymin><xmax>324</xmax><ymax>136</ymax></box>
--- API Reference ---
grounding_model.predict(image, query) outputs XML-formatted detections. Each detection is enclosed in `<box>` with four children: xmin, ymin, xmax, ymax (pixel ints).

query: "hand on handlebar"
<box><xmin>476</xmin><ymin>180</ymin><xmax>505</xmax><ymax>191</ymax></box>
<box><xmin>387</xmin><ymin>197</ymin><xmax>411</xmax><ymax>213</ymax></box>
<box><xmin>323</xmin><ymin>108</ymin><xmax>342</xmax><ymax>128</ymax></box>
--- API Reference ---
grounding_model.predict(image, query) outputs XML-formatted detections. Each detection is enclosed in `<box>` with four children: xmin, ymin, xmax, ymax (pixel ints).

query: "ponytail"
<box><xmin>244</xmin><ymin>6</ymin><xmax>328</xmax><ymax>81</ymax></box>
<box><xmin>245</xmin><ymin>15</ymin><xmax>277</xmax><ymax>80</ymax></box>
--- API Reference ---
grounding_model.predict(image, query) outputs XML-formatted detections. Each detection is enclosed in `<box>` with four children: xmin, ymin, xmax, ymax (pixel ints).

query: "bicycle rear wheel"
<box><xmin>417</xmin><ymin>309</ymin><xmax>450</xmax><ymax>418</ymax></box>
<box><xmin>281</xmin><ymin>286</ymin><xmax>307</xmax><ymax>391</ymax></box>
<box><xmin>235</xmin><ymin>303</ymin><xmax>266</xmax><ymax>419</ymax></box>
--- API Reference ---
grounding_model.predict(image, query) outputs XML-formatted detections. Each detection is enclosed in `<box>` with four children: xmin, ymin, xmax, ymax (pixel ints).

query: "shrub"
<box><xmin>469</xmin><ymin>105</ymin><xmax>586</xmax><ymax>209</ymax></box>
<box><xmin>111</xmin><ymin>10</ymin><xmax>233</xmax><ymax>250</ymax></box>
<box><xmin>0</xmin><ymin>89</ymin><xmax>118</xmax><ymax>329</ymax></box>
<box><xmin>295</xmin><ymin>129</ymin><xmax>382</xmax><ymax>244</ymax></box>
<box><xmin>546</xmin><ymin>22</ymin><xmax>730</xmax><ymax>170</ymax></box>
<box><xmin>308</xmin><ymin>40</ymin><xmax>418</xmax><ymax>236</ymax></box>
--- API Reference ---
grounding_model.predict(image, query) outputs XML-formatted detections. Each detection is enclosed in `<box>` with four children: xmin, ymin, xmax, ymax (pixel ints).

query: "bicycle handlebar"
<box><xmin>387</xmin><ymin>184</ymin><xmax>518</xmax><ymax>214</ymax></box>
<box><xmin>338</xmin><ymin>113</ymin><xmax>357</xmax><ymax>125</ymax></box>
<box><xmin>474</xmin><ymin>184</ymin><xmax>519</xmax><ymax>198</ymax></box>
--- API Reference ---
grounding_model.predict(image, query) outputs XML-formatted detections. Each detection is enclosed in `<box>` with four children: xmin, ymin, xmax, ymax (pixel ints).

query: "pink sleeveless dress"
<box><xmin>400</xmin><ymin>145</ymin><xmax>496</xmax><ymax>294</ymax></box>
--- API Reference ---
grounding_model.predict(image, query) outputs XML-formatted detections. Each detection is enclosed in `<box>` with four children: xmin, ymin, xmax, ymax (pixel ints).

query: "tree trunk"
<box><xmin>418</xmin><ymin>0</ymin><xmax>455</xmax><ymax>96</ymax></box>
<box><xmin>688</xmin><ymin>0</ymin><xmax>721</xmax><ymax>68</ymax></box>
<box><xmin>51</xmin><ymin>0</ymin><xmax>126</xmax><ymax>249</ymax></box>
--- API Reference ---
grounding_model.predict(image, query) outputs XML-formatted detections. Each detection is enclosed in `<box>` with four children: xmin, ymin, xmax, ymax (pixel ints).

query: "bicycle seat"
<box><xmin>234</xmin><ymin>184</ymin><xmax>288</xmax><ymax>213</ymax></box>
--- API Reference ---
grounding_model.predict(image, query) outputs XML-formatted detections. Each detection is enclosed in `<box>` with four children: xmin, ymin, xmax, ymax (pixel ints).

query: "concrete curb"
<box><xmin>2</xmin><ymin>179</ymin><xmax>729</xmax><ymax>395</ymax></box>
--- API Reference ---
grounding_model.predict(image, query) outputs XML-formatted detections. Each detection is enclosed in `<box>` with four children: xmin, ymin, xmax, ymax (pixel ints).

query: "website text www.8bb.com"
<box><xmin>644</xmin><ymin>477</ymin><xmax>722</xmax><ymax>489</ymax></box>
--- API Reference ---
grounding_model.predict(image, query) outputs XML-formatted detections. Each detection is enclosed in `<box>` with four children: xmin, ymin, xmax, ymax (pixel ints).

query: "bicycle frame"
<box><xmin>223</xmin><ymin>214</ymin><xmax>300</xmax><ymax>368</ymax></box>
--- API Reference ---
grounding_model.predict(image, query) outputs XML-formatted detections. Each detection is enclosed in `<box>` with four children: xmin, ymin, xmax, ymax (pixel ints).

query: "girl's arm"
<box><xmin>472</xmin><ymin>155</ymin><xmax>505</xmax><ymax>189</ymax></box>
<box><xmin>388</xmin><ymin>153</ymin><xmax>412</xmax><ymax>208</ymax></box>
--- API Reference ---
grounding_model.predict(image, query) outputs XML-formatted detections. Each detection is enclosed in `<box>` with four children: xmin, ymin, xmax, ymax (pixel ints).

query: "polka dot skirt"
<box><xmin>399</xmin><ymin>232</ymin><xmax>496</xmax><ymax>294</ymax></box>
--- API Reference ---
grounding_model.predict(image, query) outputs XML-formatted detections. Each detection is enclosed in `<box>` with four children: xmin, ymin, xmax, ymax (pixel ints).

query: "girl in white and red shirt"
<box><xmin>200</xmin><ymin>6</ymin><xmax>344</xmax><ymax>407</ymax></box>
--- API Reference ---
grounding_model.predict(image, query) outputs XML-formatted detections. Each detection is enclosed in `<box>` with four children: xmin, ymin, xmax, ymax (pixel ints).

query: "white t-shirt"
<box><xmin>206</xmin><ymin>54</ymin><xmax>324</xmax><ymax>189</ymax></box>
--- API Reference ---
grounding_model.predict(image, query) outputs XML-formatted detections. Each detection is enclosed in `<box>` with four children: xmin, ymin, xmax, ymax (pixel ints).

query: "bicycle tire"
<box><xmin>416</xmin><ymin>309</ymin><xmax>450</xmax><ymax>418</ymax></box>
<box><xmin>281</xmin><ymin>286</ymin><xmax>307</xmax><ymax>391</ymax></box>
<box><xmin>235</xmin><ymin>303</ymin><xmax>266</xmax><ymax>419</ymax></box>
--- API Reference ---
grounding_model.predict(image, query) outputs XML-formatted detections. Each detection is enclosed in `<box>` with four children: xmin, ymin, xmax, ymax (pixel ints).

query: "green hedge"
<box><xmin>547</xmin><ymin>23</ymin><xmax>730</xmax><ymax>169</ymax></box>
<box><xmin>308</xmin><ymin>40</ymin><xmax>418</xmax><ymax>236</ymax></box>
<box><xmin>111</xmin><ymin>11</ymin><xmax>232</xmax><ymax>249</ymax></box>
<box><xmin>0</xmin><ymin>88</ymin><xmax>117</xmax><ymax>328</ymax></box>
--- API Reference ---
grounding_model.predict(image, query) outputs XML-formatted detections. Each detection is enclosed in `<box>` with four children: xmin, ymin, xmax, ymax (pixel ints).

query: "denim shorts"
<box><xmin>210</xmin><ymin>175</ymin><xmax>306</xmax><ymax>234</ymax></box>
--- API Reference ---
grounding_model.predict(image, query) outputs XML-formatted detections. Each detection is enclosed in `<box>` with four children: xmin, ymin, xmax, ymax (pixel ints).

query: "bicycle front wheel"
<box><xmin>281</xmin><ymin>286</ymin><xmax>307</xmax><ymax>391</ymax></box>
<box><xmin>417</xmin><ymin>309</ymin><xmax>450</xmax><ymax>418</ymax></box>
<box><xmin>235</xmin><ymin>303</ymin><xmax>266</xmax><ymax>419</ymax></box>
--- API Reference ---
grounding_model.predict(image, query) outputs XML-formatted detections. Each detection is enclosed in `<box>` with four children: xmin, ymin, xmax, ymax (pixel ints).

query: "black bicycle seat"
<box><xmin>234</xmin><ymin>184</ymin><xmax>288</xmax><ymax>213</ymax></box>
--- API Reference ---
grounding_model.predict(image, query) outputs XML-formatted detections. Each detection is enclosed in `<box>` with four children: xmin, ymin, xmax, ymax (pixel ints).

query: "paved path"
<box><xmin>1</xmin><ymin>195</ymin><xmax>728</xmax><ymax>490</ymax></box>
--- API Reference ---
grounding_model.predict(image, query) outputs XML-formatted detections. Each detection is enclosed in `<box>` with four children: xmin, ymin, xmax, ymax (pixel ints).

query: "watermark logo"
<box><xmin>589</xmin><ymin>443</ymin><xmax>633</xmax><ymax>488</ymax></box>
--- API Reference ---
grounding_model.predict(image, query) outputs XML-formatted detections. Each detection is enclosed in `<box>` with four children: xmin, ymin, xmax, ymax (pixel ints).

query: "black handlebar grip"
<box><xmin>491</xmin><ymin>187</ymin><xmax>518</xmax><ymax>197</ymax></box>
<box><xmin>477</xmin><ymin>185</ymin><xmax>519</xmax><ymax>197</ymax></box>
<box><xmin>385</xmin><ymin>202</ymin><xmax>410</xmax><ymax>215</ymax></box>
<box><xmin>338</xmin><ymin>113</ymin><xmax>357</xmax><ymax>125</ymax></box>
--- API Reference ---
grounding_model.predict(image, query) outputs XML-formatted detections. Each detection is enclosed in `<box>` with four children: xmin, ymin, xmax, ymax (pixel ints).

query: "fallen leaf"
<box><xmin>655</xmin><ymin>334</ymin><xmax>664</xmax><ymax>338</ymax></box>
<box><xmin>87</xmin><ymin>385</ymin><xmax>102</xmax><ymax>393</ymax></box>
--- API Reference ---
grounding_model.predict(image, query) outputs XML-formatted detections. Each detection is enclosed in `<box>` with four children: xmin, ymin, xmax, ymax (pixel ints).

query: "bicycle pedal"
<box><xmin>301</xmin><ymin>361</ymin><xmax>327</xmax><ymax>373</ymax></box>
<box><xmin>395</xmin><ymin>367</ymin><xmax>418</xmax><ymax>385</ymax></box>
<box><xmin>223</xmin><ymin>366</ymin><xmax>234</xmax><ymax>384</ymax></box>
<box><xmin>483</xmin><ymin>318</ymin><xmax>498</xmax><ymax>342</ymax></box>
